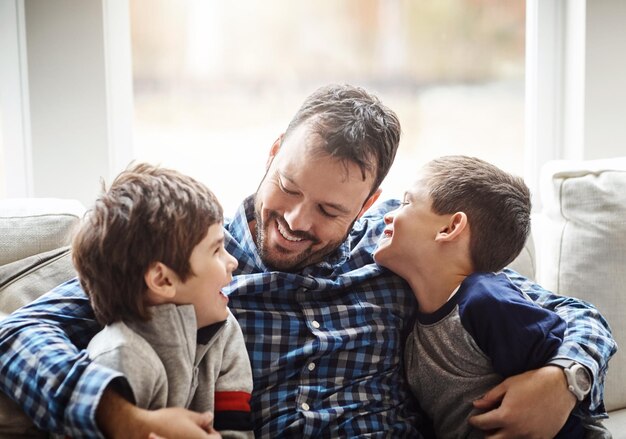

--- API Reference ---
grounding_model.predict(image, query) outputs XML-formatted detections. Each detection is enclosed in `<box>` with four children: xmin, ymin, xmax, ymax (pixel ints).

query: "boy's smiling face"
<box><xmin>174</xmin><ymin>223</ymin><xmax>238</xmax><ymax>327</ymax></box>
<box><xmin>374</xmin><ymin>177</ymin><xmax>445</xmax><ymax>279</ymax></box>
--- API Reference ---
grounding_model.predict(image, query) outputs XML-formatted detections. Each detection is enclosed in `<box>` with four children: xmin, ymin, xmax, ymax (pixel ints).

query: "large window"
<box><xmin>131</xmin><ymin>0</ymin><xmax>525</xmax><ymax>214</ymax></box>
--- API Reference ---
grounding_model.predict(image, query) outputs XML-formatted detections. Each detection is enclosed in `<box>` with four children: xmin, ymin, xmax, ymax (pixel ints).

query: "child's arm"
<box><xmin>212</xmin><ymin>312</ymin><xmax>254</xmax><ymax>439</ymax></box>
<box><xmin>87</xmin><ymin>326</ymin><xmax>168</xmax><ymax>410</ymax></box>
<box><xmin>459</xmin><ymin>275</ymin><xmax>567</xmax><ymax>377</ymax></box>
<box><xmin>503</xmin><ymin>268</ymin><xmax>616</xmax><ymax>416</ymax></box>
<box><xmin>463</xmin><ymin>271</ymin><xmax>615</xmax><ymax>437</ymax></box>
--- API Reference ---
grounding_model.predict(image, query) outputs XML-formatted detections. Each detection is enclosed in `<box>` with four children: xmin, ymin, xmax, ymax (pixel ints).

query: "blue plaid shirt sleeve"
<box><xmin>504</xmin><ymin>268</ymin><xmax>617</xmax><ymax>417</ymax></box>
<box><xmin>0</xmin><ymin>278</ymin><xmax>123</xmax><ymax>438</ymax></box>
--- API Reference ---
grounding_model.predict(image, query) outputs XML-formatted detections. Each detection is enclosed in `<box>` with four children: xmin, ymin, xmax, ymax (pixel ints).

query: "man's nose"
<box><xmin>283</xmin><ymin>202</ymin><xmax>313</xmax><ymax>232</ymax></box>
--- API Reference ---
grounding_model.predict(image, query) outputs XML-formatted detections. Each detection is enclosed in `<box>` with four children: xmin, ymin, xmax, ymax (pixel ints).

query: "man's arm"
<box><xmin>0</xmin><ymin>278</ymin><xmax>120</xmax><ymax>437</ymax></box>
<box><xmin>470</xmin><ymin>366</ymin><xmax>576</xmax><ymax>438</ymax></box>
<box><xmin>468</xmin><ymin>269</ymin><xmax>617</xmax><ymax>437</ymax></box>
<box><xmin>98</xmin><ymin>389</ymin><xmax>220</xmax><ymax>439</ymax></box>
<box><xmin>505</xmin><ymin>268</ymin><xmax>616</xmax><ymax>415</ymax></box>
<box><xmin>0</xmin><ymin>278</ymin><xmax>232</xmax><ymax>438</ymax></box>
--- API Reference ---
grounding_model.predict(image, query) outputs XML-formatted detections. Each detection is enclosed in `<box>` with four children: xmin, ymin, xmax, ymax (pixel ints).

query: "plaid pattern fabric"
<box><xmin>224</xmin><ymin>197</ymin><xmax>616</xmax><ymax>437</ymax></box>
<box><xmin>0</xmin><ymin>279</ymin><xmax>116</xmax><ymax>438</ymax></box>
<box><xmin>0</xmin><ymin>196</ymin><xmax>616</xmax><ymax>437</ymax></box>
<box><xmin>225</xmin><ymin>198</ymin><xmax>424</xmax><ymax>438</ymax></box>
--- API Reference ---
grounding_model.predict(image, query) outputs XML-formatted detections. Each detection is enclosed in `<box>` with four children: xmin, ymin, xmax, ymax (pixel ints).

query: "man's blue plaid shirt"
<box><xmin>0</xmin><ymin>197</ymin><xmax>617</xmax><ymax>438</ymax></box>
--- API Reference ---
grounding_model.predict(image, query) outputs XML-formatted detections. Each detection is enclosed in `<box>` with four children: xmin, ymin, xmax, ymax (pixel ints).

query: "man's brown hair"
<box><xmin>284</xmin><ymin>84</ymin><xmax>401</xmax><ymax>195</ymax></box>
<box><xmin>422</xmin><ymin>155</ymin><xmax>531</xmax><ymax>272</ymax></box>
<box><xmin>72</xmin><ymin>163</ymin><xmax>223</xmax><ymax>325</ymax></box>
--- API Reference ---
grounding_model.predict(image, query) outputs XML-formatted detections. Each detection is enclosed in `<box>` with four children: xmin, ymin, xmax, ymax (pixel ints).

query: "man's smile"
<box><xmin>277</xmin><ymin>220</ymin><xmax>304</xmax><ymax>242</ymax></box>
<box><xmin>271</xmin><ymin>217</ymin><xmax>318</xmax><ymax>253</ymax></box>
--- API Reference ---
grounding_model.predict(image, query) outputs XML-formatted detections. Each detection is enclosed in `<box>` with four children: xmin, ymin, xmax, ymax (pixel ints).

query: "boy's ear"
<box><xmin>357</xmin><ymin>188</ymin><xmax>382</xmax><ymax>219</ymax></box>
<box><xmin>435</xmin><ymin>212</ymin><xmax>468</xmax><ymax>242</ymax></box>
<box><xmin>144</xmin><ymin>262</ymin><xmax>177</xmax><ymax>302</ymax></box>
<box><xmin>266</xmin><ymin>134</ymin><xmax>284</xmax><ymax>170</ymax></box>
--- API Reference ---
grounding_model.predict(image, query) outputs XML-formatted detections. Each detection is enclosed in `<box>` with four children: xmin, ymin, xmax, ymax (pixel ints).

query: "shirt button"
<box><xmin>301</xmin><ymin>402</ymin><xmax>310</xmax><ymax>411</ymax></box>
<box><xmin>311</xmin><ymin>320</ymin><xmax>320</xmax><ymax>329</ymax></box>
<box><xmin>307</xmin><ymin>362</ymin><xmax>316</xmax><ymax>371</ymax></box>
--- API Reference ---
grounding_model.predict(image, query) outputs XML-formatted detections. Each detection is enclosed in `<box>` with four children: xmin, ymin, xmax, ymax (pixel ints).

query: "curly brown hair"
<box><xmin>72</xmin><ymin>163</ymin><xmax>223</xmax><ymax>325</ymax></box>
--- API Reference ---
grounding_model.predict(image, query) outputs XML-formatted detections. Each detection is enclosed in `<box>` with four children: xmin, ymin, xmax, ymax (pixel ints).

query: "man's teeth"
<box><xmin>277</xmin><ymin>221</ymin><xmax>303</xmax><ymax>242</ymax></box>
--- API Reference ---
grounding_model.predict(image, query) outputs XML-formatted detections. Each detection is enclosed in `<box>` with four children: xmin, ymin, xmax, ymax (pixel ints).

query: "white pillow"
<box><xmin>537</xmin><ymin>157</ymin><xmax>626</xmax><ymax>412</ymax></box>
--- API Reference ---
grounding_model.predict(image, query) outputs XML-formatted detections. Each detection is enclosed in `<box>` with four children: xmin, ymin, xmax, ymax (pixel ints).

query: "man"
<box><xmin>0</xmin><ymin>85</ymin><xmax>616</xmax><ymax>438</ymax></box>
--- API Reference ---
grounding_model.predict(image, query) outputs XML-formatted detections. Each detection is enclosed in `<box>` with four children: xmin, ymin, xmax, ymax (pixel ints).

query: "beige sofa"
<box><xmin>0</xmin><ymin>157</ymin><xmax>624</xmax><ymax>437</ymax></box>
<box><xmin>508</xmin><ymin>157</ymin><xmax>625</xmax><ymax>437</ymax></box>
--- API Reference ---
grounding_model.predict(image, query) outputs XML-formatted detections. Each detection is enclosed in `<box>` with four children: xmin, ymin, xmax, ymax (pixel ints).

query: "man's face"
<box><xmin>253</xmin><ymin>124</ymin><xmax>376</xmax><ymax>271</ymax></box>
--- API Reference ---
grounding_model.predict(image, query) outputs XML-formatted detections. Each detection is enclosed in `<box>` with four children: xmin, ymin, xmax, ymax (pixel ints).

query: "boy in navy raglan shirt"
<box><xmin>374</xmin><ymin>155</ymin><xmax>590</xmax><ymax>438</ymax></box>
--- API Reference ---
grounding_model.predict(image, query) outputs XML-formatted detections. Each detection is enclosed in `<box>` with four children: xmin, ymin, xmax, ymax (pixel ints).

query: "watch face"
<box><xmin>575</xmin><ymin>366</ymin><xmax>591</xmax><ymax>391</ymax></box>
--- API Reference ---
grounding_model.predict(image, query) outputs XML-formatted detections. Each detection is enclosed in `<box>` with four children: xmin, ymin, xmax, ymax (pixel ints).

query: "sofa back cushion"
<box><xmin>0</xmin><ymin>247</ymin><xmax>77</xmax><ymax>317</ymax></box>
<box><xmin>537</xmin><ymin>157</ymin><xmax>626</xmax><ymax>412</ymax></box>
<box><xmin>0</xmin><ymin>198</ymin><xmax>85</xmax><ymax>266</ymax></box>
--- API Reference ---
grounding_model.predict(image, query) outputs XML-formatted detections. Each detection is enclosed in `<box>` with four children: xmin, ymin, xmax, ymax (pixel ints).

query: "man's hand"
<box><xmin>469</xmin><ymin>366</ymin><xmax>577</xmax><ymax>438</ymax></box>
<box><xmin>97</xmin><ymin>388</ymin><xmax>220</xmax><ymax>439</ymax></box>
<box><xmin>142</xmin><ymin>409</ymin><xmax>221</xmax><ymax>439</ymax></box>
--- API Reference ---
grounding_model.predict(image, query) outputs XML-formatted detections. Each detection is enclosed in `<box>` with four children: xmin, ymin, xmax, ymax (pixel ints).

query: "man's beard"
<box><xmin>254</xmin><ymin>207</ymin><xmax>345</xmax><ymax>272</ymax></box>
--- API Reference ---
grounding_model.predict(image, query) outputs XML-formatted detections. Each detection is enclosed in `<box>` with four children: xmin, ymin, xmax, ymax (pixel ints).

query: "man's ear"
<box><xmin>265</xmin><ymin>134</ymin><xmax>284</xmax><ymax>170</ymax></box>
<box><xmin>435</xmin><ymin>212</ymin><xmax>468</xmax><ymax>242</ymax></box>
<box><xmin>144</xmin><ymin>262</ymin><xmax>177</xmax><ymax>303</ymax></box>
<box><xmin>357</xmin><ymin>188</ymin><xmax>383</xmax><ymax>219</ymax></box>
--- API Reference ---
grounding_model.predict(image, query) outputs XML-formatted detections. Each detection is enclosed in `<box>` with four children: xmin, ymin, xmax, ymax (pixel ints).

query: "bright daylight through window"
<box><xmin>130</xmin><ymin>0</ymin><xmax>525</xmax><ymax>214</ymax></box>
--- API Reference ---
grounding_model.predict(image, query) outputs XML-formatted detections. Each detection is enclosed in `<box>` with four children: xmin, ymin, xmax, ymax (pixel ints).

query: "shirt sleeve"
<box><xmin>0</xmin><ymin>277</ymin><xmax>124</xmax><ymax>438</ymax></box>
<box><xmin>89</xmin><ymin>341</ymin><xmax>167</xmax><ymax>410</ymax></box>
<box><xmin>459</xmin><ymin>275</ymin><xmax>567</xmax><ymax>378</ymax></box>
<box><xmin>502</xmin><ymin>268</ymin><xmax>617</xmax><ymax>418</ymax></box>
<box><xmin>213</xmin><ymin>313</ymin><xmax>254</xmax><ymax>439</ymax></box>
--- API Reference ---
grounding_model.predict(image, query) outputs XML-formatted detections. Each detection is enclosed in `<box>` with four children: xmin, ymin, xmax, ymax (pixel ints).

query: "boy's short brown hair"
<box><xmin>72</xmin><ymin>163</ymin><xmax>223</xmax><ymax>325</ymax></box>
<box><xmin>422</xmin><ymin>155</ymin><xmax>531</xmax><ymax>273</ymax></box>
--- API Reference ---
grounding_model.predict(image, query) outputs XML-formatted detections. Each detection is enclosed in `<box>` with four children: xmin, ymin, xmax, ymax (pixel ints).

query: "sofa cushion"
<box><xmin>604</xmin><ymin>408</ymin><xmax>626</xmax><ymax>439</ymax></box>
<box><xmin>0</xmin><ymin>198</ymin><xmax>84</xmax><ymax>266</ymax></box>
<box><xmin>537</xmin><ymin>157</ymin><xmax>626</xmax><ymax>412</ymax></box>
<box><xmin>0</xmin><ymin>247</ymin><xmax>76</xmax><ymax>316</ymax></box>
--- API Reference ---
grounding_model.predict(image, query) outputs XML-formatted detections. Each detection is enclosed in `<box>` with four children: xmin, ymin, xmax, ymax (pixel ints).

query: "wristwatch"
<box><xmin>551</xmin><ymin>360</ymin><xmax>592</xmax><ymax>402</ymax></box>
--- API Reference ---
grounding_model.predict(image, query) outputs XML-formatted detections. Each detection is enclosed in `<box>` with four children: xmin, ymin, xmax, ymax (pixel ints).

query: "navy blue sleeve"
<box><xmin>458</xmin><ymin>273</ymin><xmax>566</xmax><ymax>378</ymax></box>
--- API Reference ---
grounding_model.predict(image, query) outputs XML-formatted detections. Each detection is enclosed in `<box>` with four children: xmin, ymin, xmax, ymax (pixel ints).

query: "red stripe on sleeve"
<box><xmin>214</xmin><ymin>391</ymin><xmax>251</xmax><ymax>412</ymax></box>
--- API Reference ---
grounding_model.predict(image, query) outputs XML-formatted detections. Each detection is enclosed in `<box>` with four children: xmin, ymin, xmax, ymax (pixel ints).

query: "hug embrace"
<box><xmin>0</xmin><ymin>84</ymin><xmax>617</xmax><ymax>438</ymax></box>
